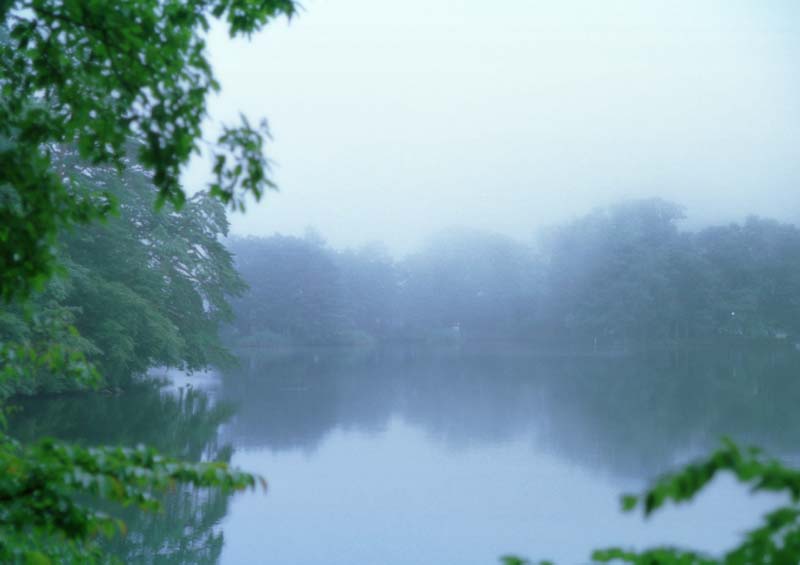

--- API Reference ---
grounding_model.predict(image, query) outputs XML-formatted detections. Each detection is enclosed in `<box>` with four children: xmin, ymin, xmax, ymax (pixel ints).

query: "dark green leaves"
<box><xmin>0</xmin><ymin>0</ymin><xmax>295</xmax><ymax>301</ymax></box>
<box><xmin>591</xmin><ymin>547</ymin><xmax>717</xmax><ymax>565</ymax></box>
<box><xmin>0</xmin><ymin>2</ymin><xmax>290</xmax><ymax>558</ymax></box>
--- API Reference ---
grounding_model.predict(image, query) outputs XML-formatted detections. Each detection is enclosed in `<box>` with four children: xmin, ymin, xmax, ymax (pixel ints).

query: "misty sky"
<box><xmin>184</xmin><ymin>0</ymin><xmax>800</xmax><ymax>253</ymax></box>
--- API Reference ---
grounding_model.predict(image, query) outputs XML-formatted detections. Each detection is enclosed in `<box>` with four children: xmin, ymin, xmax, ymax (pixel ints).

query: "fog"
<box><xmin>9</xmin><ymin>2</ymin><xmax>800</xmax><ymax>563</ymax></box>
<box><xmin>182</xmin><ymin>0</ymin><xmax>800</xmax><ymax>254</ymax></box>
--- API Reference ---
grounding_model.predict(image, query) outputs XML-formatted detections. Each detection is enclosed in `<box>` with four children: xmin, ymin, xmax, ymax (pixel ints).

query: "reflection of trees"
<box><xmin>103</xmin><ymin>466</ymin><xmax>231</xmax><ymax>565</ymax></box>
<box><xmin>8</xmin><ymin>382</ymin><xmax>237</xmax><ymax>564</ymax></box>
<box><xmin>221</xmin><ymin>349</ymin><xmax>393</xmax><ymax>451</ymax></box>
<box><xmin>9</xmin><ymin>344</ymin><xmax>800</xmax><ymax>564</ymax></box>
<box><xmin>10</xmin><ymin>383</ymin><xmax>232</xmax><ymax>459</ymax></box>
<box><xmin>225</xmin><ymin>344</ymin><xmax>800</xmax><ymax>478</ymax></box>
<box><xmin>539</xmin><ymin>344</ymin><xmax>800</xmax><ymax>476</ymax></box>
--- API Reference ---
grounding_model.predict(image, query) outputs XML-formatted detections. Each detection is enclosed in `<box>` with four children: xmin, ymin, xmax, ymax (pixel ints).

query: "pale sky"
<box><xmin>184</xmin><ymin>0</ymin><xmax>800</xmax><ymax>253</ymax></box>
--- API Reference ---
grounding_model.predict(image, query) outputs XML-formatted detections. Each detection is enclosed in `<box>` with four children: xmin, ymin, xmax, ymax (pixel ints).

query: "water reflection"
<box><xmin>9</xmin><ymin>379</ymin><xmax>235</xmax><ymax>564</ymax></box>
<box><xmin>8</xmin><ymin>343</ymin><xmax>800</xmax><ymax>563</ymax></box>
<box><xmin>221</xmin><ymin>343</ymin><xmax>800</xmax><ymax>478</ymax></box>
<box><xmin>215</xmin><ymin>344</ymin><xmax>800</xmax><ymax>564</ymax></box>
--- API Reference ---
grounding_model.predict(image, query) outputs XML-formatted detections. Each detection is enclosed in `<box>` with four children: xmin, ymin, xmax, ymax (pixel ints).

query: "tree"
<box><xmin>0</xmin><ymin>1</ymin><xmax>296</xmax><ymax>561</ymax></box>
<box><xmin>1</xmin><ymin>0</ymin><xmax>295</xmax><ymax>300</ymax></box>
<box><xmin>695</xmin><ymin>217</ymin><xmax>800</xmax><ymax>338</ymax></box>
<box><xmin>228</xmin><ymin>235</ymin><xmax>344</xmax><ymax>345</ymax></box>
<box><xmin>0</xmin><ymin>146</ymin><xmax>247</xmax><ymax>390</ymax></box>
<box><xmin>335</xmin><ymin>243</ymin><xmax>399</xmax><ymax>341</ymax></box>
<box><xmin>400</xmin><ymin>228</ymin><xmax>540</xmax><ymax>339</ymax></box>
<box><xmin>538</xmin><ymin>198</ymin><xmax>726</xmax><ymax>343</ymax></box>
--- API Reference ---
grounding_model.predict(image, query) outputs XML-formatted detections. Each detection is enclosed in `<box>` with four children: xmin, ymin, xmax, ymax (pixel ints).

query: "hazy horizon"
<box><xmin>184</xmin><ymin>0</ymin><xmax>800</xmax><ymax>254</ymax></box>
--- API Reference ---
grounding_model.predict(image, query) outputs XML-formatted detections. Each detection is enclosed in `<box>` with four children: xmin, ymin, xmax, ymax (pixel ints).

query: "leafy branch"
<box><xmin>506</xmin><ymin>440</ymin><xmax>800</xmax><ymax>565</ymax></box>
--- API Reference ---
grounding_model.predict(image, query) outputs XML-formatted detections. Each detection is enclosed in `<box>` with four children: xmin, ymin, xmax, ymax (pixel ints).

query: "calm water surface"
<box><xmin>10</xmin><ymin>343</ymin><xmax>800</xmax><ymax>564</ymax></box>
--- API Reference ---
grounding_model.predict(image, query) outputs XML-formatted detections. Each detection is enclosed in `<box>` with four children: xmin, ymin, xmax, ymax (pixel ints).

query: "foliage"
<box><xmin>0</xmin><ymin>0</ymin><xmax>296</xmax><ymax>561</ymax></box>
<box><xmin>1</xmin><ymin>147</ymin><xmax>247</xmax><ymax>390</ymax></box>
<box><xmin>0</xmin><ymin>140</ymin><xmax>252</xmax><ymax>562</ymax></box>
<box><xmin>0</xmin><ymin>435</ymin><xmax>261</xmax><ymax>563</ymax></box>
<box><xmin>10</xmin><ymin>381</ymin><xmax>240</xmax><ymax>563</ymax></box>
<box><xmin>0</xmin><ymin>260</ymin><xmax>101</xmax><ymax>396</ymax></box>
<box><xmin>506</xmin><ymin>440</ymin><xmax>800</xmax><ymax>564</ymax></box>
<box><xmin>0</xmin><ymin>0</ymin><xmax>295</xmax><ymax>300</ymax></box>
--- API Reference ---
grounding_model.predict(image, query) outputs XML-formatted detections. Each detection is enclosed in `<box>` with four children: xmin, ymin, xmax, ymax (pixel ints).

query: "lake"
<box><xmin>9</xmin><ymin>343</ymin><xmax>800</xmax><ymax>564</ymax></box>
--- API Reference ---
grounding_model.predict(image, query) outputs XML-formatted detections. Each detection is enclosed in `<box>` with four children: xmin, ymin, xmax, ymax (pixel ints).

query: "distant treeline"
<box><xmin>5</xmin><ymin>191</ymin><xmax>799</xmax><ymax>393</ymax></box>
<box><xmin>228</xmin><ymin>198</ymin><xmax>800</xmax><ymax>346</ymax></box>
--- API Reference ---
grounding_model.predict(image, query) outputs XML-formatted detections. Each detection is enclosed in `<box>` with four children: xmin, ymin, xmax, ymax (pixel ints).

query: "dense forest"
<box><xmin>228</xmin><ymin>198</ymin><xmax>800</xmax><ymax>349</ymax></box>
